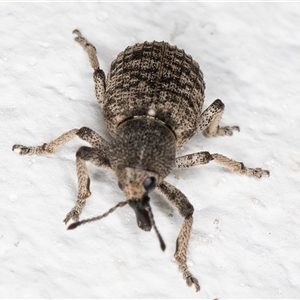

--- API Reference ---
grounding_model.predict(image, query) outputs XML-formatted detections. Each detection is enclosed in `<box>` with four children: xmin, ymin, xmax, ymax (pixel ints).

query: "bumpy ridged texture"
<box><xmin>104</xmin><ymin>41</ymin><xmax>205</xmax><ymax>147</ymax></box>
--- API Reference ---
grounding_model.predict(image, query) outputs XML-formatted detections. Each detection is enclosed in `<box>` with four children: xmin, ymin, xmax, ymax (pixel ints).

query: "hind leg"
<box><xmin>198</xmin><ymin>99</ymin><xmax>239</xmax><ymax>137</ymax></box>
<box><xmin>73</xmin><ymin>29</ymin><xmax>106</xmax><ymax>109</ymax></box>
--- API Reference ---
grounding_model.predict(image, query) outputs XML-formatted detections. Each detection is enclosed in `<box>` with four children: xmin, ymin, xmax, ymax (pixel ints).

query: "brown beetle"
<box><xmin>13</xmin><ymin>30</ymin><xmax>269</xmax><ymax>292</ymax></box>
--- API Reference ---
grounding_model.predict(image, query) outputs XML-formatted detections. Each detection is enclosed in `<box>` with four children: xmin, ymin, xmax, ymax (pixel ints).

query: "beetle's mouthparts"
<box><xmin>128</xmin><ymin>195</ymin><xmax>166</xmax><ymax>251</ymax></box>
<box><xmin>128</xmin><ymin>196</ymin><xmax>152</xmax><ymax>231</ymax></box>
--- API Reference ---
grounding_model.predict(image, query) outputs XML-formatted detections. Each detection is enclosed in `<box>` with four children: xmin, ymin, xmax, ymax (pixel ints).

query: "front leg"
<box><xmin>64</xmin><ymin>146</ymin><xmax>111</xmax><ymax>224</ymax></box>
<box><xmin>63</xmin><ymin>127</ymin><xmax>111</xmax><ymax>223</ymax></box>
<box><xmin>198</xmin><ymin>99</ymin><xmax>239</xmax><ymax>137</ymax></box>
<box><xmin>156</xmin><ymin>181</ymin><xmax>200</xmax><ymax>292</ymax></box>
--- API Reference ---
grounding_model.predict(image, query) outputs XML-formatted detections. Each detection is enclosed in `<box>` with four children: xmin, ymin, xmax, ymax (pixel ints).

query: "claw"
<box><xmin>12</xmin><ymin>143</ymin><xmax>47</xmax><ymax>155</ymax></box>
<box><xmin>248</xmin><ymin>168</ymin><xmax>270</xmax><ymax>178</ymax></box>
<box><xmin>206</xmin><ymin>125</ymin><xmax>240</xmax><ymax>137</ymax></box>
<box><xmin>72</xmin><ymin>29</ymin><xmax>82</xmax><ymax>36</ymax></box>
<box><xmin>186</xmin><ymin>276</ymin><xmax>200</xmax><ymax>292</ymax></box>
<box><xmin>12</xmin><ymin>144</ymin><xmax>19</xmax><ymax>151</ymax></box>
<box><xmin>255</xmin><ymin>168</ymin><xmax>270</xmax><ymax>178</ymax></box>
<box><xmin>64</xmin><ymin>210</ymin><xmax>80</xmax><ymax>224</ymax></box>
<box><xmin>179</xmin><ymin>263</ymin><xmax>201</xmax><ymax>292</ymax></box>
<box><xmin>12</xmin><ymin>144</ymin><xmax>31</xmax><ymax>155</ymax></box>
<box><xmin>222</xmin><ymin>125</ymin><xmax>240</xmax><ymax>136</ymax></box>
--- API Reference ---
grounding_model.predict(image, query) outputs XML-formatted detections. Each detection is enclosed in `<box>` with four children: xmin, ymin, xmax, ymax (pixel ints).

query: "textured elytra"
<box><xmin>104</xmin><ymin>41</ymin><xmax>205</xmax><ymax>147</ymax></box>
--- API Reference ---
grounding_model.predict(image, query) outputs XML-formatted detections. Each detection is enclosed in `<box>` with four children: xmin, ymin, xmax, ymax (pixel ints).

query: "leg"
<box><xmin>198</xmin><ymin>99</ymin><xmax>239</xmax><ymax>137</ymax></box>
<box><xmin>12</xmin><ymin>129</ymin><xmax>79</xmax><ymax>155</ymax></box>
<box><xmin>175</xmin><ymin>151</ymin><xmax>269</xmax><ymax>178</ymax></box>
<box><xmin>175</xmin><ymin>151</ymin><xmax>213</xmax><ymax>169</ymax></box>
<box><xmin>76</xmin><ymin>126</ymin><xmax>110</xmax><ymax>152</ymax></box>
<box><xmin>66</xmin><ymin>128</ymin><xmax>111</xmax><ymax>223</ymax></box>
<box><xmin>211</xmin><ymin>153</ymin><xmax>270</xmax><ymax>178</ymax></box>
<box><xmin>63</xmin><ymin>146</ymin><xmax>111</xmax><ymax>223</ymax></box>
<box><xmin>12</xmin><ymin>127</ymin><xmax>109</xmax><ymax>156</ymax></box>
<box><xmin>156</xmin><ymin>181</ymin><xmax>200</xmax><ymax>292</ymax></box>
<box><xmin>73</xmin><ymin>29</ymin><xmax>99</xmax><ymax>70</ymax></box>
<box><xmin>73</xmin><ymin>29</ymin><xmax>106</xmax><ymax>109</ymax></box>
<box><xmin>13</xmin><ymin>127</ymin><xmax>112</xmax><ymax>222</ymax></box>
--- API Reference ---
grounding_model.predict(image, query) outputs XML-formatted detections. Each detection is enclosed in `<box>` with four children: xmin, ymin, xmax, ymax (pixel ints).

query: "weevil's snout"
<box><xmin>129</xmin><ymin>194</ymin><xmax>166</xmax><ymax>251</ymax></box>
<box><xmin>128</xmin><ymin>195</ymin><xmax>152</xmax><ymax>231</ymax></box>
<box><xmin>115</xmin><ymin>167</ymin><xmax>159</xmax><ymax>231</ymax></box>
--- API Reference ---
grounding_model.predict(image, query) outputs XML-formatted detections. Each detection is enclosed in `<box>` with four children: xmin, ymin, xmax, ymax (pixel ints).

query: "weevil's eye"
<box><xmin>143</xmin><ymin>177</ymin><xmax>156</xmax><ymax>192</ymax></box>
<box><xmin>118</xmin><ymin>181</ymin><xmax>123</xmax><ymax>190</ymax></box>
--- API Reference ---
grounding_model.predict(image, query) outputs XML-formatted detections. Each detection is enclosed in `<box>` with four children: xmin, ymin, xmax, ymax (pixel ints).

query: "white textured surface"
<box><xmin>1</xmin><ymin>2</ymin><xmax>300</xmax><ymax>299</ymax></box>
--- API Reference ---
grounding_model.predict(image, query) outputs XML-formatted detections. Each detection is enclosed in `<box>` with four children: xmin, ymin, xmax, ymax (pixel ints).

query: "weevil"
<box><xmin>13</xmin><ymin>29</ymin><xmax>270</xmax><ymax>292</ymax></box>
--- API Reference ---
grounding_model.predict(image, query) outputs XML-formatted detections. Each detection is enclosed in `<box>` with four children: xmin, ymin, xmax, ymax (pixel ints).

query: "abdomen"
<box><xmin>104</xmin><ymin>41</ymin><xmax>205</xmax><ymax>147</ymax></box>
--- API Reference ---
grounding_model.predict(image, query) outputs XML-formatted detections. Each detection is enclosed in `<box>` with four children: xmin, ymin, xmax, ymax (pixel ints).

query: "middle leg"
<box><xmin>12</xmin><ymin>126</ymin><xmax>110</xmax><ymax>156</ymax></box>
<box><xmin>175</xmin><ymin>151</ymin><xmax>269</xmax><ymax>178</ymax></box>
<box><xmin>12</xmin><ymin>124</ymin><xmax>112</xmax><ymax>223</ymax></box>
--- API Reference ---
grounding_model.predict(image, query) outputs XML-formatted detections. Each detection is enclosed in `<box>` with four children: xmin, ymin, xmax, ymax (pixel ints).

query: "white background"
<box><xmin>1</xmin><ymin>2</ymin><xmax>300</xmax><ymax>299</ymax></box>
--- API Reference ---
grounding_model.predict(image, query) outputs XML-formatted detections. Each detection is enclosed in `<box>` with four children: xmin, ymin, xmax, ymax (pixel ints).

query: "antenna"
<box><xmin>67</xmin><ymin>201</ymin><xmax>128</xmax><ymax>230</ymax></box>
<box><xmin>67</xmin><ymin>198</ymin><xmax>166</xmax><ymax>252</ymax></box>
<box><xmin>146</xmin><ymin>205</ymin><xmax>166</xmax><ymax>251</ymax></box>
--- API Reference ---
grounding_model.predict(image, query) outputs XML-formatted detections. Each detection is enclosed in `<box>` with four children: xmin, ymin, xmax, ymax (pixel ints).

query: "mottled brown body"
<box><xmin>12</xmin><ymin>30</ymin><xmax>270</xmax><ymax>293</ymax></box>
<box><xmin>105</xmin><ymin>41</ymin><xmax>205</xmax><ymax>147</ymax></box>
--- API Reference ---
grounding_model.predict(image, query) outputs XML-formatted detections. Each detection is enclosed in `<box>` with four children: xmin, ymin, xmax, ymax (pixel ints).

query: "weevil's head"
<box><xmin>115</xmin><ymin>167</ymin><xmax>157</xmax><ymax>231</ymax></box>
<box><xmin>109</xmin><ymin>117</ymin><xmax>176</xmax><ymax>231</ymax></box>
